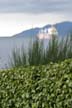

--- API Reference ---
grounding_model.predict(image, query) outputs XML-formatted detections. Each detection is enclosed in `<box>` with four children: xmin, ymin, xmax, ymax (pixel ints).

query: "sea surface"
<box><xmin>0</xmin><ymin>37</ymin><xmax>48</xmax><ymax>69</ymax></box>
<box><xmin>0</xmin><ymin>37</ymin><xmax>31</xmax><ymax>69</ymax></box>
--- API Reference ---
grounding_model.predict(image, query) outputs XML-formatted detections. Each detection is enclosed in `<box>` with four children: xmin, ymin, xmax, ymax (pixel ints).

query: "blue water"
<box><xmin>0</xmin><ymin>37</ymin><xmax>30</xmax><ymax>69</ymax></box>
<box><xmin>0</xmin><ymin>37</ymin><xmax>49</xmax><ymax>69</ymax></box>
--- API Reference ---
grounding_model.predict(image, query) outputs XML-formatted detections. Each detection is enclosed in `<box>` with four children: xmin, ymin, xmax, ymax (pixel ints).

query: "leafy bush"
<box><xmin>28</xmin><ymin>38</ymin><xmax>45</xmax><ymax>65</ymax></box>
<box><xmin>9</xmin><ymin>46</ymin><xmax>27</xmax><ymax>68</ymax></box>
<box><xmin>9</xmin><ymin>35</ymin><xmax>72</xmax><ymax>68</ymax></box>
<box><xmin>0</xmin><ymin>59</ymin><xmax>72</xmax><ymax>108</ymax></box>
<box><xmin>45</xmin><ymin>35</ymin><xmax>72</xmax><ymax>63</ymax></box>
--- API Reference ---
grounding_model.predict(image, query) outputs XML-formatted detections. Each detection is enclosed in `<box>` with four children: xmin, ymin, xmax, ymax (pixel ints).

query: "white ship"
<box><xmin>37</xmin><ymin>25</ymin><xmax>58</xmax><ymax>39</ymax></box>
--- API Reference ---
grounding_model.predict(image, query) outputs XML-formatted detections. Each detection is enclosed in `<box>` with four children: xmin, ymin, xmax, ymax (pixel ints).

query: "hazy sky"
<box><xmin>0</xmin><ymin>0</ymin><xmax>72</xmax><ymax>36</ymax></box>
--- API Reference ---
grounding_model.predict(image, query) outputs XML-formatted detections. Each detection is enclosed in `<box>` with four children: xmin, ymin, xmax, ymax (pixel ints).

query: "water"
<box><xmin>0</xmin><ymin>36</ymin><xmax>51</xmax><ymax>69</ymax></box>
<box><xmin>0</xmin><ymin>37</ymin><xmax>31</xmax><ymax>69</ymax></box>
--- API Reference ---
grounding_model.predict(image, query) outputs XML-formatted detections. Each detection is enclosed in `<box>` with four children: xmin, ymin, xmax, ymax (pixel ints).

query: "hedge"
<box><xmin>0</xmin><ymin>59</ymin><xmax>72</xmax><ymax>108</ymax></box>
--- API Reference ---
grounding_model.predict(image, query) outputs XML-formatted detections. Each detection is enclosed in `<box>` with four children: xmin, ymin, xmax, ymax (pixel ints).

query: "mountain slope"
<box><xmin>13</xmin><ymin>21</ymin><xmax>72</xmax><ymax>38</ymax></box>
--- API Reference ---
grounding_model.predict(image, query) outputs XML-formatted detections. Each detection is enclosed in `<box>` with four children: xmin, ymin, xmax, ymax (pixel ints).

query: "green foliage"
<box><xmin>45</xmin><ymin>36</ymin><xmax>59</xmax><ymax>63</ymax></box>
<box><xmin>9</xmin><ymin>35</ymin><xmax>72</xmax><ymax>68</ymax></box>
<box><xmin>9</xmin><ymin>46</ymin><xmax>27</xmax><ymax>68</ymax></box>
<box><xmin>0</xmin><ymin>59</ymin><xmax>72</xmax><ymax>108</ymax></box>
<box><xmin>45</xmin><ymin>35</ymin><xmax>72</xmax><ymax>63</ymax></box>
<box><xmin>28</xmin><ymin>38</ymin><xmax>45</xmax><ymax>65</ymax></box>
